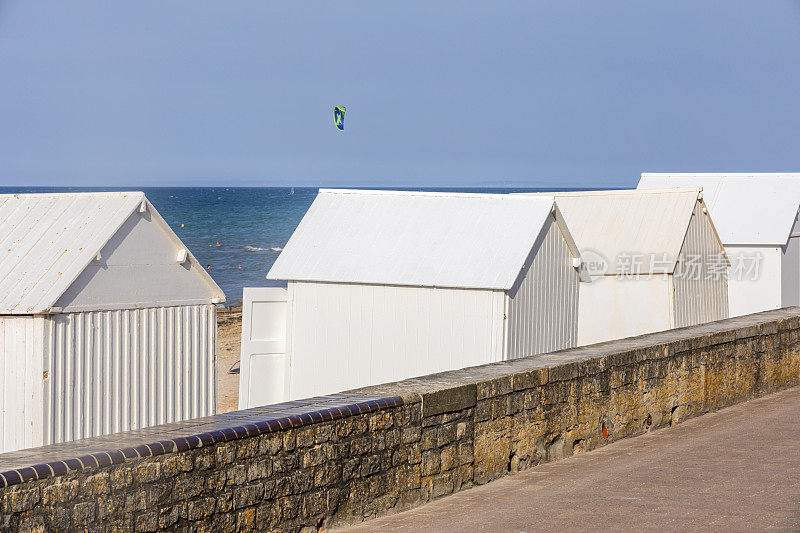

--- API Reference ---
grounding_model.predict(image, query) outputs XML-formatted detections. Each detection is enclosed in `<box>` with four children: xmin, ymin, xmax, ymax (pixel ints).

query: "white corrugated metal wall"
<box><xmin>0</xmin><ymin>316</ymin><xmax>45</xmax><ymax>453</ymax></box>
<box><xmin>43</xmin><ymin>304</ymin><xmax>216</xmax><ymax>445</ymax></box>
<box><xmin>506</xmin><ymin>215</ymin><xmax>579</xmax><ymax>357</ymax></box>
<box><xmin>673</xmin><ymin>202</ymin><xmax>729</xmax><ymax>328</ymax></box>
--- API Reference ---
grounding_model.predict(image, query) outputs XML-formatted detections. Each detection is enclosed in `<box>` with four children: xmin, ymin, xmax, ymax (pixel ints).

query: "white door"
<box><xmin>238</xmin><ymin>287</ymin><xmax>288</xmax><ymax>409</ymax></box>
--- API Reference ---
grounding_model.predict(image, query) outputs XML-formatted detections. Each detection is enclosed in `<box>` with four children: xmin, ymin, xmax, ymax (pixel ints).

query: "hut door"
<box><xmin>239</xmin><ymin>287</ymin><xmax>288</xmax><ymax>409</ymax></box>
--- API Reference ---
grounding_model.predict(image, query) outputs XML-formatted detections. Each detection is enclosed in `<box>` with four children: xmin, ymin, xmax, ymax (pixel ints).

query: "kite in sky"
<box><xmin>334</xmin><ymin>106</ymin><xmax>346</xmax><ymax>131</ymax></box>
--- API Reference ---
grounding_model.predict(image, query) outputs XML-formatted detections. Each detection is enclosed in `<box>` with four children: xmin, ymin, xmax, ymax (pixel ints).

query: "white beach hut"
<box><xmin>522</xmin><ymin>189</ymin><xmax>729</xmax><ymax>346</ymax></box>
<box><xmin>0</xmin><ymin>192</ymin><xmax>224</xmax><ymax>453</ymax></box>
<box><xmin>638</xmin><ymin>173</ymin><xmax>800</xmax><ymax>316</ymax></box>
<box><xmin>239</xmin><ymin>189</ymin><xmax>586</xmax><ymax>407</ymax></box>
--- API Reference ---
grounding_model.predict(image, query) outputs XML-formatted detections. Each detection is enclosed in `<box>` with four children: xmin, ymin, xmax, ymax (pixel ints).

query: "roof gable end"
<box><xmin>0</xmin><ymin>192</ymin><xmax>224</xmax><ymax>314</ymax></box>
<box><xmin>519</xmin><ymin>189</ymin><xmax>703</xmax><ymax>275</ymax></box>
<box><xmin>638</xmin><ymin>173</ymin><xmax>800</xmax><ymax>246</ymax></box>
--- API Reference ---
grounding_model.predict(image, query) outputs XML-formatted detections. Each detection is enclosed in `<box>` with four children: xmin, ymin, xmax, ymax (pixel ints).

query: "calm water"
<box><xmin>0</xmin><ymin>186</ymin><xmax>591</xmax><ymax>303</ymax></box>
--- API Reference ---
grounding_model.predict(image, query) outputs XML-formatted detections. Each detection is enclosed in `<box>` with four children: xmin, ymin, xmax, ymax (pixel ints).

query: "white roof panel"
<box><xmin>267</xmin><ymin>189</ymin><xmax>562</xmax><ymax>290</ymax></box>
<box><xmin>522</xmin><ymin>189</ymin><xmax>703</xmax><ymax>274</ymax></box>
<box><xmin>0</xmin><ymin>192</ymin><xmax>223</xmax><ymax>314</ymax></box>
<box><xmin>638</xmin><ymin>173</ymin><xmax>800</xmax><ymax>245</ymax></box>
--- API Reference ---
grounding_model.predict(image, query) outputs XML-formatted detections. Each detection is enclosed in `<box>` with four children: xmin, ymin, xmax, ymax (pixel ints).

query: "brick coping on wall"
<box><xmin>0</xmin><ymin>395</ymin><xmax>404</xmax><ymax>489</ymax></box>
<box><xmin>0</xmin><ymin>307</ymin><xmax>797</xmax><ymax>491</ymax></box>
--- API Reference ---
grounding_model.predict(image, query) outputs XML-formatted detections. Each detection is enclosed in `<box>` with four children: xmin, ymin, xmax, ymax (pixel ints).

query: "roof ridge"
<box><xmin>545</xmin><ymin>188</ymin><xmax>700</xmax><ymax>197</ymax></box>
<box><xmin>318</xmin><ymin>189</ymin><xmax>555</xmax><ymax>201</ymax></box>
<box><xmin>0</xmin><ymin>191</ymin><xmax>144</xmax><ymax>198</ymax></box>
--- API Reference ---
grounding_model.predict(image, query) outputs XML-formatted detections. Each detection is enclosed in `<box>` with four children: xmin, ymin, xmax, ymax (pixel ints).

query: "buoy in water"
<box><xmin>216</xmin><ymin>242</ymin><xmax>221</xmax><ymax>247</ymax></box>
<box><xmin>238</xmin><ymin>265</ymin><xmax>242</xmax><ymax>270</ymax></box>
<box><xmin>181</xmin><ymin>223</ymin><xmax>184</xmax><ymax>227</ymax></box>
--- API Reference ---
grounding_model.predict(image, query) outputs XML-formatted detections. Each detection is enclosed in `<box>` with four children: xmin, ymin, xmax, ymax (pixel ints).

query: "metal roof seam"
<box><xmin>30</xmin><ymin>194</ymin><xmax>143</xmax><ymax>313</ymax></box>
<box><xmin>0</xmin><ymin>195</ymin><xmax>87</xmax><ymax>312</ymax></box>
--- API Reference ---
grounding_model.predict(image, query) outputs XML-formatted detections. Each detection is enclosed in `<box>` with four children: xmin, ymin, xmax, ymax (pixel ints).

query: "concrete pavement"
<box><xmin>344</xmin><ymin>386</ymin><xmax>800</xmax><ymax>532</ymax></box>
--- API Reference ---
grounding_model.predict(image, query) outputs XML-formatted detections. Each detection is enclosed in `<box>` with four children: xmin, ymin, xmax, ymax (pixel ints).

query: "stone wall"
<box><xmin>1</xmin><ymin>308</ymin><xmax>799</xmax><ymax>532</ymax></box>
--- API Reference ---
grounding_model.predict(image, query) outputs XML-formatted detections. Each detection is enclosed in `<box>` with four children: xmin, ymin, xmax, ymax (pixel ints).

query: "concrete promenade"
<box><xmin>345</xmin><ymin>386</ymin><xmax>800</xmax><ymax>532</ymax></box>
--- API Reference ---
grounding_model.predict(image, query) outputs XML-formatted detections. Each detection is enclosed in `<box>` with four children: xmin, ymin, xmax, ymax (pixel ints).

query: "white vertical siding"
<box><xmin>0</xmin><ymin>316</ymin><xmax>44</xmax><ymax>453</ymax></box>
<box><xmin>506</xmin><ymin>215</ymin><xmax>579</xmax><ymax>357</ymax></box>
<box><xmin>287</xmin><ymin>282</ymin><xmax>505</xmax><ymax>401</ymax></box>
<box><xmin>673</xmin><ymin>202</ymin><xmax>729</xmax><ymax>328</ymax></box>
<box><xmin>577</xmin><ymin>275</ymin><xmax>673</xmax><ymax>346</ymax></box>
<box><xmin>726</xmin><ymin>246</ymin><xmax>782</xmax><ymax>317</ymax></box>
<box><xmin>43</xmin><ymin>304</ymin><xmax>215</xmax><ymax>445</ymax></box>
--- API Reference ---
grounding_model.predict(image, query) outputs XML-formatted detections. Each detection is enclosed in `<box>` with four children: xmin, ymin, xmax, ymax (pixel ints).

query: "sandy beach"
<box><xmin>216</xmin><ymin>306</ymin><xmax>242</xmax><ymax>413</ymax></box>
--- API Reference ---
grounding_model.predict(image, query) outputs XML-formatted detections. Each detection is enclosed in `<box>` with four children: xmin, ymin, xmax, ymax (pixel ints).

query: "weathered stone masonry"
<box><xmin>1</xmin><ymin>308</ymin><xmax>799</xmax><ymax>531</ymax></box>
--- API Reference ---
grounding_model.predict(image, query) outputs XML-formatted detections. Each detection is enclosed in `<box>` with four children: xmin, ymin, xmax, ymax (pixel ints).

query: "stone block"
<box><xmin>359</xmin><ymin>454</ymin><xmax>383</xmax><ymax>478</ymax></box>
<box><xmin>291</xmin><ymin>468</ymin><xmax>314</xmax><ymax>494</ymax></box>
<box><xmin>437</xmin><ymin>423</ymin><xmax>457</xmax><ymax>447</ymax></box>
<box><xmin>401</xmin><ymin>426</ymin><xmax>421</xmax><ymax>444</ymax></box>
<box><xmin>2</xmin><ymin>487</ymin><xmax>40</xmax><ymax>514</ymax></box>
<box><xmin>513</xmin><ymin>368</ymin><xmax>548</xmax><ymax>391</ymax></box>
<box><xmin>16</xmin><ymin>515</ymin><xmax>45</xmax><ymax>533</ymax></box>
<box><xmin>421</xmin><ymin>450</ymin><xmax>441</xmax><ymax>477</ymax></box>
<box><xmin>439</xmin><ymin>444</ymin><xmax>457</xmax><ymax>471</ymax></box>
<box><xmin>188</xmin><ymin>497</ymin><xmax>217</xmax><ymax>521</ymax></box>
<box><xmin>420</xmin><ymin>427</ymin><xmax>438</xmax><ymax>450</ymax></box>
<box><xmin>212</xmin><ymin>512</ymin><xmax>237</xmax><ymax>533</ymax></box>
<box><xmin>476</xmin><ymin>376</ymin><xmax>513</xmax><ymax>401</ymax></box>
<box><xmin>226</xmin><ymin>464</ymin><xmax>247</xmax><ymax>485</ymax></box>
<box><xmin>125</xmin><ymin>489</ymin><xmax>148</xmax><ymax>513</ymax></box>
<box><xmin>315</xmin><ymin>424</ymin><xmax>333</xmax><ymax>444</ymax></box>
<box><xmin>297</xmin><ymin>427</ymin><xmax>316</xmax><ymax>448</ymax></box>
<box><xmin>72</xmin><ymin>500</ymin><xmax>95</xmax><ymax>526</ymax></box>
<box><xmin>44</xmin><ymin>507</ymin><xmax>70</xmax><ymax>530</ymax></box>
<box><xmin>431</xmin><ymin>472</ymin><xmax>454</xmax><ymax>498</ymax></box>
<box><xmin>458</xmin><ymin>441</ymin><xmax>475</xmax><ymax>465</ymax></box>
<box><xmin>259</xmin><ymin>434</ymin><xmax>283</xmax><ymax>455</ymax></box>
<box><xmin>233</xmin><ymin>483</ymin><xmax>264</xmax><ymax>510</ymax></box>
<box><xmin>134</xmin><ymin>462</ymin><xmax>162</xmax><ymax>484</ymax></box>
<box><xmin>97</xmin><ymin>494</ymin><xmax>124</xmax><ymax>522</ymax></box>
<box><xmin>236</xmin><ymin>507</ymin><xmax>257</xmax><ymax>531</ymax></box>
<box><xmin>194</xmin><ymin>448</ymin><xmax>215</xmax><ymax>471</ymax></box>
<box><xmin>159</xmin><ymin>503</ymin><xmax>185</xmax><ymax>529</ymax></box>
<box><xmin>283</xmin><ymin>429</ymin><xmax>298</xmax><ymax>451</ymax></box>
<box><xmin>422</xmin><ymin>384</ymin><xmax>476</xmax><ymax>417</ymax></box>
<box><xmin>41</xmin><ymin>480</ymin><xmax>78</xmax><ymax>506</ymax></box>
<box><xmin>173</xmin><ymin>473</ymin><xmax>204</xmax><ymax>501</ymax></box>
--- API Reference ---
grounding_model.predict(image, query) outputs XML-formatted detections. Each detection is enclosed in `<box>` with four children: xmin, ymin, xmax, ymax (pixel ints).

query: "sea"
<box><xmin>0</xmin><ymin>186</ymin><xmax>584</xmax><ymax>304</ymax></box>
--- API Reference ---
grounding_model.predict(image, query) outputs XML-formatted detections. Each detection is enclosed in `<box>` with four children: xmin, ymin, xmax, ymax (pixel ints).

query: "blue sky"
<box><xmin>1</xmin><ymin>1</ymin><xmax>799</xmax><ymax>188</ymax></box>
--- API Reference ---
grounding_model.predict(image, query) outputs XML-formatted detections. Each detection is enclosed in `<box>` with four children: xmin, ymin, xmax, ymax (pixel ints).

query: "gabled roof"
<box><xmin>638</xmin><ymin>173</ymin><xmax>800</xmax><ymax>246</ymax></box>
<box><xmin>267</xmin><ymin>189</ymin><xmax>577</xmax><ymax>290</ymax></box>
<box><xmin>0</xmin><ymin>192</ymin><xmax>223</xmax><ymax>314</ymax></box>
<box><xmin>521</xmin><ymin>189</ymin><xmax>717</xmax><ymax>274</ymax></box>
